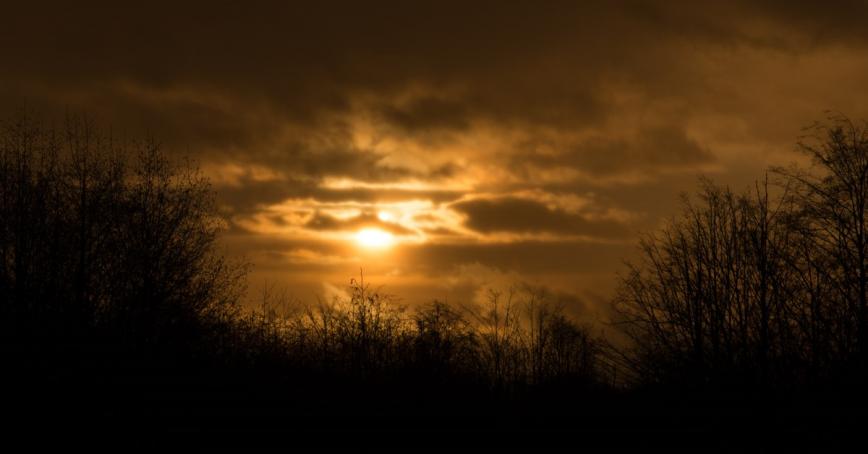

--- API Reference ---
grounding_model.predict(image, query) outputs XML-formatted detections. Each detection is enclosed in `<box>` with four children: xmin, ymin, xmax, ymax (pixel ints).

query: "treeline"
<box><xmin>0</xmin><ymin>113</ymin><xmax>606</xmax><ymax>431</ymax></box>
<box><xmin>3</xmin><ymin>111</ymin><xmax>867</xmax><ymax>432</ymax></box>
<box><xmin>240</xmin><ymin>280</ymin><xmax>601</xmax><ymax>395</ymax></box>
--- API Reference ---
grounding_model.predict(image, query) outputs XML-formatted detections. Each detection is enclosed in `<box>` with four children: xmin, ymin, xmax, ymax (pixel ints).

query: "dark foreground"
<box><xmin>6</xmin><ymin>341</ymin><xmax>867</xmax><ymax>436</ymax></box>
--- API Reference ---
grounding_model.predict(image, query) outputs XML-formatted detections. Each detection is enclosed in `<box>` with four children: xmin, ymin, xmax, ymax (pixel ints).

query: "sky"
<box><xmin>3</xmin><ymin>1</ymin><xmax>868</xmax><ymax>327</ymax></box>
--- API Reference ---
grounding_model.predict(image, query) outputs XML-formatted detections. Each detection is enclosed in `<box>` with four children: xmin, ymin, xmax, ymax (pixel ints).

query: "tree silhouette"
<box><xmin>777</xmin><ymin>116</ymin><xmax>868</xmax><ymax>374</ymax></box>
<box><xmin>0</xmin><ymin>112</ymin><xmax>245</xmax><ymax>378</ymax></box>
<box><xmin>613</xmin><ymin>115</ymin><xmax>868</xmax><ymax>396</ymax></box>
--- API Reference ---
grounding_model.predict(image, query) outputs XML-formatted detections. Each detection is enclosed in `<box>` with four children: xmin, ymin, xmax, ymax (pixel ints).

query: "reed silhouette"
<box><xmin>2</xmin><ymin>111</ymin><xmax>867</xmax><ymax>434</ymax></box>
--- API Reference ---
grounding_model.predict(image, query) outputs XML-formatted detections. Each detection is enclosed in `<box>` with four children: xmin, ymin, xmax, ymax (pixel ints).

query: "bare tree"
<box><xmin>614</xmin><ymin>115</ymin><xmax>868</xmax><ymax>392</ymax></box>
<box><xmin>776</xmin><ymin>115</ymin><xmax>868</xmax><ymax>370</ymax></box>
<box><xmin>613</xmin><ymin>178</ymin><xmax>799</xmax><ymax>388</ymax></box>
<box><xmin>0</xmin><ymin>112</ymin><xmax>246</xmax><ymax>358</ymax></box>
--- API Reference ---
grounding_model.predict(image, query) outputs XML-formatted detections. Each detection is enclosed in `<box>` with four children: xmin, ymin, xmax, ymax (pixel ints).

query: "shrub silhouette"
<box><xmin>255</xmin><ymin>279</ymin><xmax>603</xmax><ymax>397</ymax></box>
<box><xmin>413</xmin><ymin>301</ymin><xmax>478</xmax><ymax>383</ymax></box>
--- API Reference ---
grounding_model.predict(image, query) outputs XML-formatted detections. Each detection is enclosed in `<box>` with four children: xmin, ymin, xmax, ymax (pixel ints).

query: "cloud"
<box><xmin>376</xmin><ymin>96</ymin><xmax>472</xmax><ymax>135</ymax></box>
<box><xmin>503</xmin><ymin>125</ymin><xmax>717</xmax><ymax>187</ymax></box>
<box><xmin>214</xmin><ymin>173</ymin><xmax>466</xmax><ymax>220</ymax></box>
<box><xmin>569</xmin><ymin>126</ymin><xmax>714</xmax><ymax>175</ymax></box>
<box><xmin>400</xmin><ymin>240</ymin><xmax>631</xmax><ymax>275</ymax></box>
<box><xmin>451</xmin><ymin>196</ymin><xmax>632</xmax><ymax>239</ymax></box>
<box><xmin>304</xmin><ymin>211</ymin><xmax>417</xmax><ymax>236</ymax></box>
<box><xmin>5</xmin><ymin>0</ymin><xmax>868</xmax><ymax>320</ymax></box>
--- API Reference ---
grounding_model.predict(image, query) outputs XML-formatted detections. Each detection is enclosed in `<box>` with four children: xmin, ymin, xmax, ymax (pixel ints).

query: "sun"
<box><xmin>377</xmin><ymin>210</ymin><xmax>395</xmax><ymax>222</ymax></box>
<box><xmin>355</xmin><ymin>228</ymin><xmax>395</xmax><ymax>249</ymax></box>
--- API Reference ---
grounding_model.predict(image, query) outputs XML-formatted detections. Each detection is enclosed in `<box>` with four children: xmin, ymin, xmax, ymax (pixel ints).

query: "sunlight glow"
<box><xmin>377</xmin><ymin>211</ymin><xmax>395</xmax><ymax>222</ymax></box>
<box><xmin>355</xmin><ymin>228</ymin><xmax>395</xmax><ymax>249</ymax></box>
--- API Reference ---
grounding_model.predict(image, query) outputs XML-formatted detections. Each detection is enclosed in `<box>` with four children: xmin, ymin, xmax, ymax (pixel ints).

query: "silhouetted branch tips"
<box><xmin>614</xmin><ymin>114</ymin><xmax>868</xmax><ymax>393</ymax></box>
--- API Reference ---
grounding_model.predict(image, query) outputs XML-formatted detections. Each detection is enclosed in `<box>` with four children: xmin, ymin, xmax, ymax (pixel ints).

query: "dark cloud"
<box><xmin>1</xmin><ymin>1</ymin><xmax>856</xmax><ymax>185</ymax></box>
<box><xmin>514</xmin><ymin>125</ymin><xmax>715</xmax><ymax>178</ymax></box>
<box><xmin>304</xmin><ymin>212</ymin><xmax>416</xmax><ymax>236</ymax></box>
<box><xmin>452</xmin><ymin>196</ymin><xmax>631</xmax><ymax>238</ymax></box>
<box><xmin>747</xmin><ymin>1</ymin><xmax>868</xmax><ymax>47</ymax></box>
<box><xmin>398</xmin><ymin>240</ymin><xmax>632</xmax><ymax>275</ymax></box>
<box><xmin>278</xmin><ymin>144</ymin><xmax>411</xmax><ymax>182</ymax></box>
<box><xmin>377</xmin><ymin>97</ymin><xmax>471</xmax><ymax>135</ymax></box>
<box><xmin>0</xmin><ymin>0</ymin><xmax>810</xmax><ymax>142</ymax></box>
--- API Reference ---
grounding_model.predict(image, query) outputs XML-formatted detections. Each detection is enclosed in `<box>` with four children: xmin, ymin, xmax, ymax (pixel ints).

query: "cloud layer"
<box><xmin>3</xmin><ymin>1</ymin><xmax>868</xmax><ymax>320</ymax></box>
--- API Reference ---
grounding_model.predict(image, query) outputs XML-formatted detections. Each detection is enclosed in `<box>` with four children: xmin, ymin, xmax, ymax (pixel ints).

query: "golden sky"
<box><xmin>4</xmin><ymin>1</ymin><xmax>868</xmax><ymax>325</ymax></box>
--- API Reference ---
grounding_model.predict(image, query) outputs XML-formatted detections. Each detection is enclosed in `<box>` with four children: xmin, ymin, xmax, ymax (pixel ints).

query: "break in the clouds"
<box><xmin>3</xmin><ymin>1</ymin><xmax>868</xmax><ymax>318</ymax></box>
